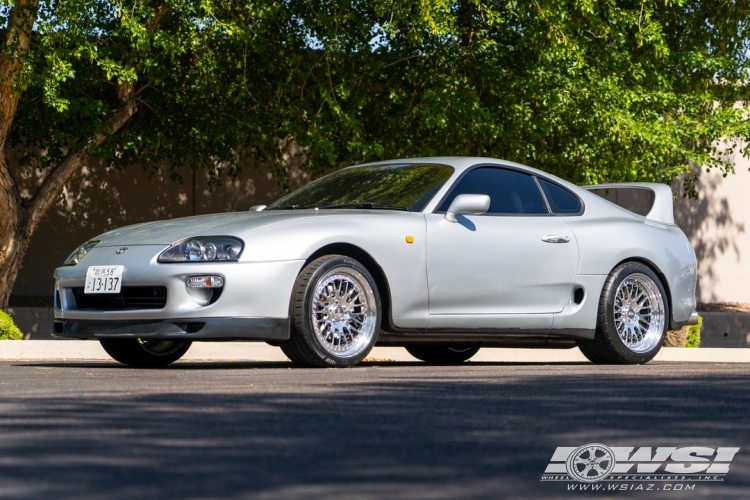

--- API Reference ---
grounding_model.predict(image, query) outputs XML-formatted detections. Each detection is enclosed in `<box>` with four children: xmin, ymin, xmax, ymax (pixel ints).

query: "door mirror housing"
<box><xmin>444</xmin><ymin>194</ymin><xmax>490</xmax><ymax>222</ymax></box>
<box><xmin>249</xmin><ymin>205</ymin><xmax>267</xmax><ymax>212</ymax></box>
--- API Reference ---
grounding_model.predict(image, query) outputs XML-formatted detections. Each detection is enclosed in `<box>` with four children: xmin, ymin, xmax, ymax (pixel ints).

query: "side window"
<box><xmin>438</xmin><ymin>167</ymin><xmax>549</xmax><ymax>215</ymax></box>
<box><xmin>537</xmin><ymin>178</ymin><xmax>582</xmax><ymax>215</ymax></box>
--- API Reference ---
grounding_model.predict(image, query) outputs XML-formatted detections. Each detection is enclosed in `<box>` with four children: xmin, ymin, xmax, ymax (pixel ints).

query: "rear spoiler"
<box><xmin>581</xmin><ymin>183</ymin><xmax>674</xmax><ymax>225</ymax></box>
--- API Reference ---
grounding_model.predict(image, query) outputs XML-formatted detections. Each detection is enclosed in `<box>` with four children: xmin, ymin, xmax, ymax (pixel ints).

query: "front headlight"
<box><xmin>63</xmin><ymin>240</ymin><xmax>100</xmax><ymax>266</ymax></box>
<box><xmin>158</xmin><ymin>236</ymin><xmax>244</xmax><ymax>263</ymax></box>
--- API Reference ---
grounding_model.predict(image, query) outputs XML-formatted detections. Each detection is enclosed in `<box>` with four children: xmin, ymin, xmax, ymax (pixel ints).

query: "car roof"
<box><xmin>351</xmin><ymin>156</ymin><xmax>643</xmax><ymax>219</ymax></box>
<box><xmin>352</xmin><ymin>156</ymin><xmax>582</xmax><ymax>192</ymax></box>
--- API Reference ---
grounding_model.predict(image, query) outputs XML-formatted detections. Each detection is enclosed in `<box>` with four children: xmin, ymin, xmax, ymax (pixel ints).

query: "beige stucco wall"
<box><xmin>10</xmin><ymin>154</ymin><xmax>750</xmax><ymax>303</ymax></box>
<box><xmin>674</xmin><ymin>154</ymin><xmax>750</xmax><ymax>303</ymax></box>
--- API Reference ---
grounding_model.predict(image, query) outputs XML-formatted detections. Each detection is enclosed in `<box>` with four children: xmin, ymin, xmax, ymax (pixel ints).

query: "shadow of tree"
<box><xmin>0</xmin><ymin>363</ymin><xmax>748</xmax><ymax>499</ymax></box>
<box><xmin>673</xmin><ymin>166</ymin><xmax>746</xmax><ymax>302</ymax></box>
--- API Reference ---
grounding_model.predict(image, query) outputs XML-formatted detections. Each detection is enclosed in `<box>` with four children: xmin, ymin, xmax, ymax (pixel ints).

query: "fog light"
<box><xmin>187</xmin><ymin>275</ymin><xmax>224</xmax><ymax>288</ymax></box>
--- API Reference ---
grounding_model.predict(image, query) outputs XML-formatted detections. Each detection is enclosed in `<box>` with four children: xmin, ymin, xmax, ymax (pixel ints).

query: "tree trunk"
<box><xmin>0</xmin><ymin>153</ymin><xmax>25</xmax><ymax>309</ymax></box>
<box><xmin>0</xmin><ymin>220</ymin><xmax>32</xmax><ymax>310</ymax></box>
<box><xmin>0</xmin><ymin>83</ymin><xmax>137</xmax><ymax>310</ymax></box>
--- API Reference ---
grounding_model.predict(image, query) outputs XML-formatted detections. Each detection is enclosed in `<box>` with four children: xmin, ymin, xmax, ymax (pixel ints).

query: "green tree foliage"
<box><xmin>260</xmin><ymin>0</ymin><xmax>750</xmax><ymax>188</ymax></box>
<box><xmin>1</xmin><ymin>1</ymin><xmax>750</xmax><ymax>306</ymax></box>
<box><xmin>13</xmin><ymin>1</ymin><xmax>750</xmax><ymax>188</ymax></box>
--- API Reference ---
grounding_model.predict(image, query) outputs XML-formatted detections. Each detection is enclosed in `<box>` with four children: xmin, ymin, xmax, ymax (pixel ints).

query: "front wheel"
<box><xmin>577</xmin><ymin>262</ymin><xmax>668</xmax><ymax>364</ymax></box>
<box><xmin>280</xmin><ymin>255</ymin><xmax>381</xmax><ymax>367</ymax></box>
<box><xmin>100</xmin><ymin>339</ymin><xmax>191</xmax><ymax>367</ymax></box>
<box><xmin>405</xmin><ymin>345</ymin><xmax>480</xmax><ymax>364</ymax></box>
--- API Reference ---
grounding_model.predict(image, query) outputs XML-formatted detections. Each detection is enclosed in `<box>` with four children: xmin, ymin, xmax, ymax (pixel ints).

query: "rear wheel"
<box><xmin>405</xmin><ymin>345</ymin><xmax>480</xmax><ymax>364</ymax></box>
<box><xmin>280</xmin><ymin>255</ymin><xmax>381</xmax><ymax>367</ymax></box>
<box><xmin>577</xmin><ymin>262</ymin><xmax>668</xmax><ymax>364</ymax></box>
<box><xmin>100</xmin><ymin>339</ymin><xmax>191</xmax><ymax>367</ymax></box>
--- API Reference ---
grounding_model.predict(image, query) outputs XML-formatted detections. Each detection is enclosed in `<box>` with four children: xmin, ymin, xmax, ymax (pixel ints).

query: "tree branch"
<box><xmin>148</xmin><ymin>3</ymin><xmax>170</xmax><ymax>34</ymax></box>
<box><xmin>24</xmin><ymin>82</ymin><xmax>138</xmax><ymax>238</ymax></box>
<box><xmin>0</xmin><ymin>0</ymin><xmax>40</xmax><ymax>148</ymax></box>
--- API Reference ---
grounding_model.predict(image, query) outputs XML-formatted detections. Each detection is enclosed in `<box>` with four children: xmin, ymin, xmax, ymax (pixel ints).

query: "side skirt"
<box><xmin>377</xmin><ymin>328</ymin><xmax>594</xmax><ymax>348</ymax></box>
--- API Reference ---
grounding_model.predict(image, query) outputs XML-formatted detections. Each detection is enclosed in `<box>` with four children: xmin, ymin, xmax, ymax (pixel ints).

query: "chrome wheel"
<box><xmin>137</xmin><ymin>339</ymin><xmax>186</xmax><ymax>356</ymax></box>
<box><xmin>613</xmin><ymin>273</ymin><xmax>665</xmax><ymax>353</ymax></box>
<box><xmin>311</xmin><ymin>268</ymin><xmax>378</xmax><ymax>359</ymax></box>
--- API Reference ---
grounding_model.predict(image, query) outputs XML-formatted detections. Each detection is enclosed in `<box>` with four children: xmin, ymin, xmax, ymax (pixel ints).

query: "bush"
<box><xmin>663</xmin><ymin>315</ymin><xmax>702</xmax><ymax>348</ymax></box>
<box><xmin>0</xmin><ymin>311</ymin><xmax>23</xmax><ymax>340</ymax></box>
<box><xmin>686</xmin><ymin>315</ymin><xmax>702</xmax><ymax>348</ymax></box>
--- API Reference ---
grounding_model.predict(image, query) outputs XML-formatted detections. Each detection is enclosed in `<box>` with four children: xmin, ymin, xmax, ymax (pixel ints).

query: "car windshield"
<box><xmin>267</xmin><ymin>163</ymin><xmax>455</xmax><ymax>212</ymax></box>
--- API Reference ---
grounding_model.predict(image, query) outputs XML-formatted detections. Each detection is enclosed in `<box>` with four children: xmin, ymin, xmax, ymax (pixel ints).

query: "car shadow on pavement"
<box><xmin>14</xmin><ymin>360</ymin><xmax>594</xmax><ymax>370</ymax></box>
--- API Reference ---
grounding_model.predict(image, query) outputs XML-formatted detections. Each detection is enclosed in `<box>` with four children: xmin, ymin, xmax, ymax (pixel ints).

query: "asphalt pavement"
<box><xmin>0</xmin><ymin>360</ymin><xmax>748</xmax><ymax>499</ymax></box>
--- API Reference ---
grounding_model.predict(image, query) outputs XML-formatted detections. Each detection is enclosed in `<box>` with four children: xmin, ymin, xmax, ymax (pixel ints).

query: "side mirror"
<box><xmin>445</xmin><ymin>194</ymin><xmax>490</xmax><ymax>222</ymax></box>
<box><xmin>249</xmin><ymin>205</ymin><xmax>267</xmax><ymax>212</ymax></box>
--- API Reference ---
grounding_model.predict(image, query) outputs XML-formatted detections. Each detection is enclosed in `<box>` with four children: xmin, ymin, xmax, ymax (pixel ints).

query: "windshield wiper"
<box><xmin>317</xmin><ymin>203</ymin><xmax>408</xmax><ymax>211</ymax></box>
<box><xmin>267</xmin><ymin>205</ymin><xmax>301</xmax><ymax>210</ymax></box>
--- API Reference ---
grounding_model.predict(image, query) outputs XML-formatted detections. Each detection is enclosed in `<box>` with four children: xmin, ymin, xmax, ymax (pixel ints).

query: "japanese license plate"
<box><xmin>84</xmin><ymin>265</ymin><xmax>124</xmax><ymax>294</ymax></box>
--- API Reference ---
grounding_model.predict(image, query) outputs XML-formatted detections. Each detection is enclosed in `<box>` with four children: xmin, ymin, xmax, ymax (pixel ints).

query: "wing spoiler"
<box><xmin>581</xmin><ymin>182</ymin><xmax>675</xmax><ymax>225</ymax></box>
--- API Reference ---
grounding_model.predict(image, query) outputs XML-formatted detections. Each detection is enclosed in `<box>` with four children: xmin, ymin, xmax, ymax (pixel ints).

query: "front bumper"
<box><xmin>52</xmin><ymin>317</ymin><xmax>290</xmax><ymax>341</ymax></box>
<box><xmin>53</xmin><ymin>245</ymin><xmax>305</xmax><ymax>321</ymax></box>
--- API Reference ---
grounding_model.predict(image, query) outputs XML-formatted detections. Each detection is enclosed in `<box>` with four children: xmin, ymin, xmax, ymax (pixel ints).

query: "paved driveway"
<box><xmin>0</xmin><ymin>361</ymin><xmax>748</xmax><ymax>499</ymax></box>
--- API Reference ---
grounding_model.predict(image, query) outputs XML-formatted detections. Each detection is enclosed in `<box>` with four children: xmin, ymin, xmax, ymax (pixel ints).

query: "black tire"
<box><xmin>279</xmin><ymin>341</ymin><xmax>298</xmax><ymax>362</ymax></box>
<box><xmin>405</xmin><ymin>345</ymin><xmax>480</xmax><ymax>364</ymax></box>
<box><xmin>577</xmin><ymin>262</ymin><xmax>669</xmax><ymax>364</ymax></box>
<box><xmin>280</xmin><ymin>255</ymin><xmax>381</xmax><ymax>368</ymax></box>
<box><xmin>100</xmin><ymin>339</ymin><xmax>191</xmax><ymax>367</ymax></box>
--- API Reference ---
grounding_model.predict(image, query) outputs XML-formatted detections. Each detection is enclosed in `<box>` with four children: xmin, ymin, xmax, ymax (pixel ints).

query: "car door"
<box><xmin>425</xmin><ymin>166</ymin><xmax>579</xmax><ymax>316</ymax></box>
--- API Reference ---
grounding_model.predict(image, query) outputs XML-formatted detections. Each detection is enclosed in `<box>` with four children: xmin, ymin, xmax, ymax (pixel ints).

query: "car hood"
<box><xmin>94</xmin><ymin>211</ymin><xmax>312</xmax><ymax>246</ymax></box>
<box><xmin>92</xmin><ymin>209</ymin><xmax>408</xmax><ymax>246</ymax></box>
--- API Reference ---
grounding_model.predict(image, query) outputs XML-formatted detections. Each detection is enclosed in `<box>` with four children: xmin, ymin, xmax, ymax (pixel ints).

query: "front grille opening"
<box><xmin>72</xmin><ymin>286</ymin><xmax>168</xmax><ymax>310</ymax></box>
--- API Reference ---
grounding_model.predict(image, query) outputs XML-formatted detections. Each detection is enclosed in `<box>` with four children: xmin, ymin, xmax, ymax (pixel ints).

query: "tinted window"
<box><xmin>438</xmin><ymin>167</ymin><xmax>548</xmax><ymax>215</ymax></box>
<box><xmin>538</xmin><ymin>178</ymin><xmax>582</xmax><ymax>214</ymax></box>
<box><xmin>267</xmin><ymin>164</ymin><xmax>454</xmax><ymax>212</ymax></box>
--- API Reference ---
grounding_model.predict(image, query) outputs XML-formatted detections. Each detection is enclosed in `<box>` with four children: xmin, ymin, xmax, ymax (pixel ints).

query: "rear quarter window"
<box><xmin>538</xmin><ymin>178</ymin><xmax>582</xmax><ymax>215</ymax></box>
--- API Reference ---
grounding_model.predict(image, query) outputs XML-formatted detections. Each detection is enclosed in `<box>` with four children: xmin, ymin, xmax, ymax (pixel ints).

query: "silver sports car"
<box><xmin>53</xmin><ymin>157</ymin><xmax>698</xmax><ymax>367</ymax></box>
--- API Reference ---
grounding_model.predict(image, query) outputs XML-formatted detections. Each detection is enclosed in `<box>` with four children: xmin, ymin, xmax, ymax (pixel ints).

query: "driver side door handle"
<box><xmin>541</xmin><ymin>235</ymin><xmax>570</xmax><ymax>243</ymax></box>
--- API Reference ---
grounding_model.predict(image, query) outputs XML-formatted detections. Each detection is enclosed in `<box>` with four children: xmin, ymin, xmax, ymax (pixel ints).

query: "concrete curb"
<box><xmin>0</xmin><ymin>341</ymin><xmax>749</xmax><ymax>363</ymax></box>
<box><xmin>700</xmin><ymin>311</ymin><xmax>750</xmax><ymax>347</ymax></box>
